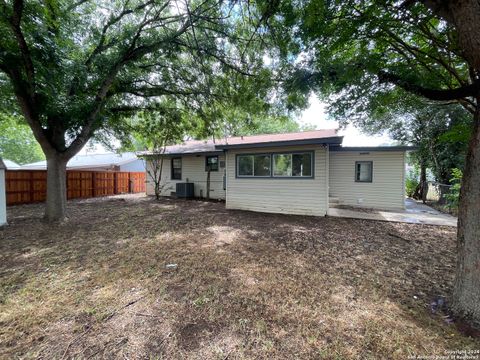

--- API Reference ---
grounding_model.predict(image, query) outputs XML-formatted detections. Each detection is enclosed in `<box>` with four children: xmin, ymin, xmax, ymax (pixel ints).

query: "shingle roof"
<box><xmin>0</xmin><ymin>158</ymin><xmax>5</xmax><ymax>170</ymax></box>
<box><xmin>139</xmin><ymin>129</ymin><xmax>342</xmax><ymax>155</ymax></box>
<box><xmin>220</xmin><ymin>129</ymin><xmax>339</xmax><ymax>146</ymax></box>
<box><xmin>21</xmin><ymin>152</ymin><xmax>139</xmax><ymax>170</ymax></box>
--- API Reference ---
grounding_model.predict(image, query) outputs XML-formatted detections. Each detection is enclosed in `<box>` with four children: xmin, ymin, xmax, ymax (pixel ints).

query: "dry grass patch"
<box><xmin>0</xmin><ymin>195</ymin><xmax>478</xmax><ymax>359</ymax></box>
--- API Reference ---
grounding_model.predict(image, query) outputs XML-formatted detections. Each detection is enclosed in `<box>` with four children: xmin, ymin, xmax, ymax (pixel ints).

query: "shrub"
<box><xmin>444</xmin><ymin>168</ymin><xmax>462</xmax><ymax>210</ymax></box>
<box><xmin>405</xmin><ymin>167</ymin><xmax>419</xmax><ymax>197</ymax></box>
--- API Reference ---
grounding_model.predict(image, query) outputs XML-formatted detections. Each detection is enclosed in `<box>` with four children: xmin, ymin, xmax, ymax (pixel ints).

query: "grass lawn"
<box><xmin>0</xmin><ymin>195</ymin><xmax>478</xmax><ymax>359</ymax></box>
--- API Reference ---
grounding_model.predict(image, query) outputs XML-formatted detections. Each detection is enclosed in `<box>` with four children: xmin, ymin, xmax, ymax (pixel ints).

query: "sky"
<box><xmin>79</xmin><ymin>94</ymin><xmax>393</xmax><ymax>155</ymax></box>
<box><xmin>298</xmin><ymin>95</ymin><xmax>392</xmax><ymax>146</ymax></box>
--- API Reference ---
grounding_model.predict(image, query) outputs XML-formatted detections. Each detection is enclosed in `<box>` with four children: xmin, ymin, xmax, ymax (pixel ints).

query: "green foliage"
<box><xmin>0</xmin><ymin>0</ymin><xmax>287</xmax><ymax>160</ymax></box>
<box><xmin>272</xmin><ymin>0</ymin><xmax>471</xmax><ymax>119</ymax></box>
<box><xmin>211</xmin><ymin>113</ymin><xmax>308</xmax><ymax>138</ymax></box>
<box><xmin>262</xmin><ymin>0</ymin><xmax>474</xmax><ymax>173</ymax></box>
<box><xmin>255</xmin><ymin>0</ymin><xmax>476</xmax><ymax>190</ymax></box>
<box><xmin>371</xmin><ymin>97</ymin><xmax>471</xmax><ymax>184</ymax></box>
<box><xmin>445</xmin><ymin>168</ymin><xmax>463</xmax><ymax>209</ymax></box>
<box><xmin>405</xmin><ymin>166</ymin><xmax>420</xmax><ymax>198</ymax></box>
<box><xmin>0</xmin><ymin>113</ymin><xmax>44</xmax><ymax>164</ymax></box>
<box><xmin>131</xmin><ymin>102</ymin><xmax>188</xmax><ymax>151</ymax></box>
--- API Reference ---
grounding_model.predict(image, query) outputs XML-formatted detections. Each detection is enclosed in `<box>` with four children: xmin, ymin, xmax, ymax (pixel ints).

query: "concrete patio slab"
<box><xmin>327</xmin><ymin>199</ymin><xmax>457</xmax><ymax>227</ymax></box>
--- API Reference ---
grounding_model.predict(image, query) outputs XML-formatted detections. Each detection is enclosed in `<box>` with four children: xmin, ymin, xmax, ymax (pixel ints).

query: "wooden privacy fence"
<box><xmin>6</xmin><ymin>170</ymin><xmax>146</xmax><ymax>205</ymax></box>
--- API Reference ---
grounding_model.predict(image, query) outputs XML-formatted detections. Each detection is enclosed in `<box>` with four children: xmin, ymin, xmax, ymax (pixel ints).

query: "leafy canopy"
<box><xmin>264</xmin><ymin>0</ymin><xmax>475</xmax><ymax>127</ymax></box>
<box><xmin>0</xmin><ymin>0</ymin><xmax>285</xmax><ymax>160</ymax></box>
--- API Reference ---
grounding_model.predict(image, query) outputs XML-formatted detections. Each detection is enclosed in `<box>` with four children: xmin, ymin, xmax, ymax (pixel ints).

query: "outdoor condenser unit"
<box><xmin>176</xmin><ymin>183</ymin><xmax>194</xmax><ymax>199</ymax></box>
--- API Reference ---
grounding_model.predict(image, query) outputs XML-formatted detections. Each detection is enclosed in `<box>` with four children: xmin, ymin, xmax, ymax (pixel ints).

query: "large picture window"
<box><xmin>273</xmin><ymin>153</ymin><xmax>312</xmax><ymax>177</ymax></box>
<box><xmin>171</xmin><ymin>157</ymin><xmax>182</xmax><ymax>180</ymax></box>
<box><xmin>237</xmin><ymin>154</ymin><xmax>271</xmax><ymax>177</ymax></box>
<box><xmin>236</xmin><ymin>152</ymin><xmax>313</xmax><ymax>178</ymax></box>
<box><xmin>355</xmin><ymin>161</ymin><xmax>373</xmax><ymax>182</ymax></box>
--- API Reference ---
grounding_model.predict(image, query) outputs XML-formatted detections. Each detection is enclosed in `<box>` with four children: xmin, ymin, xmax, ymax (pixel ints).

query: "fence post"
<box><xmin>91</xmin><ymin>172</ymin><xmax>96</xmax><ymax>197</ymax></box>
<box><xmin>114</xmin><ymin>172</ymin><xmax>118</xmax><ymax>194</ymax></box>
<box><xmin>29</xmin><ymin>171</ymin><xmax>34</xmax><ymax>203</ymax></box>
<box><xmin>128</xmin><ymin>172</ymin><xmax>132</xmax><ymax>193</ymax></box>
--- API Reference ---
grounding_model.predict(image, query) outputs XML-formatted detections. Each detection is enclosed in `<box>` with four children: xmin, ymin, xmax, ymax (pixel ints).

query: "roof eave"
<box><xmin>330</xmin><ymin>146</ymin><xmax>416</xmax><ymax>152</ymax></box>
<box><xmin>138</xmin><ymin>150</ymin><xmax>224</xmax><ymax>157</ymax></box>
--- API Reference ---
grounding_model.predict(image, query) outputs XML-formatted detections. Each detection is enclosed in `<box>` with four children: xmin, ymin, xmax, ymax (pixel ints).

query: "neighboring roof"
<box><xmin>2</xmin><ymin>159</ymin><xmax>21</xmax><ymax>169</ymax></box>
<box><xmin>139</xmin><ymin>140</ymin><xmax>223</xmax><ymax>156</ymax></box>
<box><xmin>330</xmin><ymin>146</ymin><xmax>416</xmax><ymax>152</ymax></box>
<box><xmin>0</xmin><ymin>158</ymin><xmax>5</xmax><ymax>170</ymax></box>
<box><xmin>139</xmin><ymin>129</ymin><xmax>343</xmax><ymax>156</ymax></box>
<box><xmin>21</xmin><ymin>152</ymin><xmax>141</xmax><ymax>170</ymax></box>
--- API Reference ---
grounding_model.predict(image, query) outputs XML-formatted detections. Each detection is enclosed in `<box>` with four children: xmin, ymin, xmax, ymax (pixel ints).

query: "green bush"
<box><xmin>445</xmin><ymin>168</ymin><xmax>462</xmax><ymax>209</ymax></box>
<box><xmin>405</xmin><ymin>168</ymin><xmax>419</xmax><ymax>197</ymax></box>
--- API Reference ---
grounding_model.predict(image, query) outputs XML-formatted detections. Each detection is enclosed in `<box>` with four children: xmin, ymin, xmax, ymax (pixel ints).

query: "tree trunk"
<box><xmin>413</xmin><ymin>162</ymin><xmax>427</xmax><ymax>201</ymax></box>
<box><xmin>452</xmin><ymin>105</ymin><xmax>480</xmax><ymax>327</ymax></box>
<box><xmin>420</xmin><ymin>162</ymin><xmax>427</xmax><ymax>203</ymax></box>
<box><xmin>44</xmin><ymin>155</ymin><xmax>68</xmax><ymax>222</ymax></box>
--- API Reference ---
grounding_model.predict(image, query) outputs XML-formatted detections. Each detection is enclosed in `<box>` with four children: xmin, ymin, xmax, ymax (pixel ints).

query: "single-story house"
<box><xmin>140</xmin><ymin>129</ymin><xmax>413</xmax><ymax>216</ymax></box>
<box><xmin>0</xmin><ymin>158</ymin><xmax>7</xmax><ymax>226</ymax></box>
<box><xmin>20</xmin><ymin>152</ymin><xmax>145</xmax><ymax>172</ymax></box>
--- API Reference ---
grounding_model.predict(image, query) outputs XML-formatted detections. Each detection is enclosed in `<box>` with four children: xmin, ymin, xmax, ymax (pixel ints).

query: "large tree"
<box><xmin>0</xmin><ymin>0</ymin><xmax>275</xmax><ymax>221</ymax></box>
<box><xmin>266</xmin><ymin>0</ymin><xmax>480</xmax><ymax>326</ymax></box>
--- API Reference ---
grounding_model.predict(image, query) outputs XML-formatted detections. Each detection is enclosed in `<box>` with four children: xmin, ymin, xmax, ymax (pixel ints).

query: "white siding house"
<box><xmin>141</xmin><ymin>130</ymin><xmax>412</xmax><ymax>216</ymax></box>
<box><xmin>329</xmin><ymin>149</ymin><xmax>406</xmax><ymax>210</ymax></box>
<box><xmin>146</xmin><ymin>154</ymin><xmax>226</xmax><ymax>199</ymax></box>
<box><xmin>225</xmin><ymin>145</ymin><xmax>328</xmax><ymax>216</ymax></box>
<box><xmin>0</xmin><ymin>158</ymin><xmax>6</xmax><ymax>226</ymax></box>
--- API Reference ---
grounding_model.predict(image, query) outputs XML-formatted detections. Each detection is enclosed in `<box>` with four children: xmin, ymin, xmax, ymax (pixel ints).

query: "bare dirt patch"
<box><xmin>0</xmin><ymin>194</ymin><xmax>478</xmax><ymax>359</ymax></box>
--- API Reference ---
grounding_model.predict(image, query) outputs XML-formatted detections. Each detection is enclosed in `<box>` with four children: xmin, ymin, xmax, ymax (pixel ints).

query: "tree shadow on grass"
<box><xmin>0</xmin><ymin>197</ymin><xmax>478</xmax><ymax>359</ymax></box>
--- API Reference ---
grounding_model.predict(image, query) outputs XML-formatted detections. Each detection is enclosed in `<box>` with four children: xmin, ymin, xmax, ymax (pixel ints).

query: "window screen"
<box><xmin>171</xmin><ymin>157</ymin><xmax>182</xmax><ymax>180</ymax></box>
<box><xmin>205</xmin><ymin>156</ymin><xmax>219</xmax><ymax>171</ymax></box>
<box><xmin>237</xmin><ymin>154</ymin><xmax>271</xmax><ymax>177</ymax></box>
<box><xmin>273</xmin><ymin>153</ymin><xmax>312</xmax><ymax>177</ymax></box>
<box><xmin>355</xmin><ymin>161</ymin><xmax>373</xmax><ymax>182</ymax></box>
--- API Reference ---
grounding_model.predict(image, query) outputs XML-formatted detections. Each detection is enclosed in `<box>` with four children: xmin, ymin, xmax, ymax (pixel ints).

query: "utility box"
<box><xmin>176</xmin><ymin>182</ymin><xmax>194</xmax><ymax>199</ymax></box>
<box><xmin>0</xmin><ymin>158</ymin><xmax>6</xmax><ymax>226</ymax></box>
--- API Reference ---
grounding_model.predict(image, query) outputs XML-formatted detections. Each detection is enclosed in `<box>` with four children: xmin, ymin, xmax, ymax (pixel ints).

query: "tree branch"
<box><xmin>84</xmin><ymin>0</ymin><xmax>159</xmax><ymax>67</ymax></box>
<box><xmin>10</xmin><ymin>0</ymin><xmax>35</xmax><ymax>94</ymax></box>
<box><xmin>378</xmin><ymin>71</ymin><xmax>480</xmax><ymax>101</ymax></box>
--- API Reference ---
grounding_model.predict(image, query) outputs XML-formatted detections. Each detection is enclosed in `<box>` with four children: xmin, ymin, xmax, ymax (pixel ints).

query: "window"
<box><xmin>171</xmin><ymin>157</ymin><xmax>182</xmax><ymax>180</ymax></box>
<box><xmin>237</xmin><ymin>154</ymin><xmax>271</xmax><ymax>177</ymax></box>
<box><xmin>205</xmin><ymin>156</ymin><xmax>219</xmax><ymax>171</ymax></box>
<box><xmin>355</xmin><ymin>161</ymin><xmax>373</xmax><ymax>182</ymax></box>
<box><xmin>236</xmin><ymin>152</ymin><xmax>313</xmax><ymax>178</ymax></box>
<box><xmin>273</xmin><ymin>153</ymin><xmax>312</xmax><ymax>177</ymax></box>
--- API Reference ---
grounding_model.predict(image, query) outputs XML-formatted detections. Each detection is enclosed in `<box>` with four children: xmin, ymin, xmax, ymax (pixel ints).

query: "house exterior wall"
<box><xmin>0</xmin><ymin>168</ymin><xmax>6</xmax><ymax>226</ymax></box>
<box><xmin>225</xmin><ymin>145</ymin><xmax>328</xmax><ymax>216</ymax></box>
<box><xmin>145</xmin><ymin>154</ymin><xmax>226</xmax><ymax>199</ymax></box>
<box><xmin>329</xmin><ymin>150</ymin><xmax>406</xmax><ymax>210</ymax></box>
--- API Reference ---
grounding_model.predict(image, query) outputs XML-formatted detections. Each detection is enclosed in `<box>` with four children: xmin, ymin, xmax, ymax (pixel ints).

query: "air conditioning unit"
<box><xmin>176</xmin><ymin>183</ymin><xmax>194</xmax><ymax>198</ymax></box>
